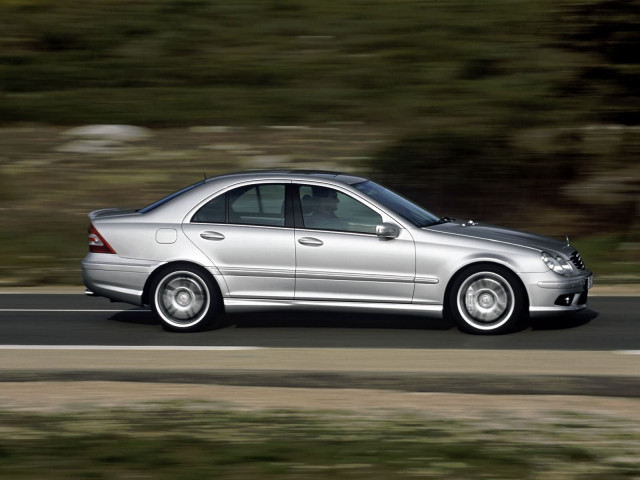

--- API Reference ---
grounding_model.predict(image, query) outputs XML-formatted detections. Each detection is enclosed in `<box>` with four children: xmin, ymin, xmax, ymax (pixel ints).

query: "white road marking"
<box><xmin>0</xmin><ymin>345</ymin><xmax>263</xmax><ymax>351</ymax></box>
<box><xmin>0</xmin><ymin>309</ymin><xmax>149</xmax><ymax>313</ymax></box>
<box><xmin>0</xmin><ymin>345</ymin><xmax>636</xmax><ymax>353</ymax></box>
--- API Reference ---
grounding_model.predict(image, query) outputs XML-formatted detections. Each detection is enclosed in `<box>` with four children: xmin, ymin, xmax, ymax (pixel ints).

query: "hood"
<box><xmin>427</xmin><ymin>221</ymin><xmax>572</xmax><ymax>255</ymax></box>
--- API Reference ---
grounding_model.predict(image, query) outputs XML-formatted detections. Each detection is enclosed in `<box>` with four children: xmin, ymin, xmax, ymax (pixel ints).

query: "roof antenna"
<box><xmin>203</xmin><ymin>172</ymin><xmax>207</xmax><ymax>180</ymax></box>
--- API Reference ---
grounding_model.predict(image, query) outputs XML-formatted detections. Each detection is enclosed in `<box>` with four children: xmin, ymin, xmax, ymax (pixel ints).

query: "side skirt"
<box><xmin>223</xmin><ymin>298</ymin><xmax>443</xmax><ymax>318</ymax></box>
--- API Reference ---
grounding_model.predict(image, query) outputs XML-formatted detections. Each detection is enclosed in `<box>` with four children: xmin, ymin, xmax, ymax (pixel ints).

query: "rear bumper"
<box><xmin>81</xmin><ymin>254</ymin><xmax>155</xmax><ymax>306</ymax></box>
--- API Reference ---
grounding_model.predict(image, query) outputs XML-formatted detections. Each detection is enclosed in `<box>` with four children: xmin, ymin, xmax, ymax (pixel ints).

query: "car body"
<box><xmin>82</xmin><ymin>170</ymin><xmax>592</xmax><ymax>334</ymax></box>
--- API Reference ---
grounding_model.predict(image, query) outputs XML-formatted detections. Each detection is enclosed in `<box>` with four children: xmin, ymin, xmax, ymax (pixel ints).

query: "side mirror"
<box><xmin>376</xmin><ymin>222</ymin><xmax>400</xmax><ymax>239</ymax></box>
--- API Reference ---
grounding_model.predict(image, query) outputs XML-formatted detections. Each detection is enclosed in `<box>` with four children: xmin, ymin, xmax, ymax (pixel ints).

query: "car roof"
<box><xmin>137</xmin><ymin>170</ymin><xmax>371</xmax><ymax>217</ymax></box>
<box><xmin>206</xmin><ymin>170</ymin><xmax>368</xmax><ymax>186</ymax></box>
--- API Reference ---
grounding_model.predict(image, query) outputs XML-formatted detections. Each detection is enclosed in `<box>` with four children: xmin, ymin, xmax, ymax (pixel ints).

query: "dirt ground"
<box><xmin>1</xmin><ymin>382</ymin><xmax>638</xmax><ymax>429</ymax></box>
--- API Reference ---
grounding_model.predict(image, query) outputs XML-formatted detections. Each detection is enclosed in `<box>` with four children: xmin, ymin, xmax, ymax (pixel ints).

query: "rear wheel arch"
<box><xmin>143</xmin><ymin>261</ymin><xmax>222</xmax><ymax>306</ymax></box>
<box><xmin>145</xmin><ymin>261</ymin><xmax>224</xmax><ymax>332</ymax></box>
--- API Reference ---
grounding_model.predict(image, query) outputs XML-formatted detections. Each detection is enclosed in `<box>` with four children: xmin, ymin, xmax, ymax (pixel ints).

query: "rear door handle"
<box><xmin>200</xmin><ymin>231</ymin><xmax>225</xmax><ymax>241</ymax></box>
<box><xmin>298</xmin><ymin>237</ymin><xmax>323</xmax><ymax>247</ymax></box>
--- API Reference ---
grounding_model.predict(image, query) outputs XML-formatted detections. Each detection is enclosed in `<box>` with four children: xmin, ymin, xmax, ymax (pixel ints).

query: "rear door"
<box><xmin>183</xmin><ymin>182</ymin><xmax>295</xmax><ymax>298</ymax></box>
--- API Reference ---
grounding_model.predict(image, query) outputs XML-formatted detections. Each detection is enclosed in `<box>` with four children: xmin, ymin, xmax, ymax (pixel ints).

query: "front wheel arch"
<box><xmin>444</xmin><ymin>262</ymin><xmax>529</xmax><ymax>334</ymax></box>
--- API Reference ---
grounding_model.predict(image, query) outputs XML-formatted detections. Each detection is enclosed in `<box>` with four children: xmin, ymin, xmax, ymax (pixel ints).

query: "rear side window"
<box><xmin>191</xmin><ymin>194</ymin><xmax>226</xmax><ymax>223</ymax></box>
<box><xmin>229</xmin><ymin>184</ymin><xmax>285</xmax><ymax>226</ymax></box>
<box><xmin>192</xmin><ymin>184</ymin><xmax>286</xmax><ymax>227</ymax></box>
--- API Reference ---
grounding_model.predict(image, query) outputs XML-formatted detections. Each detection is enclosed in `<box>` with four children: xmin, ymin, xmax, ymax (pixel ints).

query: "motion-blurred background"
<box><xmin>1</xmin><ymin>0</ymin><xmax>638</xmax><ymax>286</ymax></box>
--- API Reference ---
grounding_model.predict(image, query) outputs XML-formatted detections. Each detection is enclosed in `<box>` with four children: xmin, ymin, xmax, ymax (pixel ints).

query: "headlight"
<box><xmin>541</xmin><ymin>252</ymin><xmax>574</xmax><ymax>276</ymax></box>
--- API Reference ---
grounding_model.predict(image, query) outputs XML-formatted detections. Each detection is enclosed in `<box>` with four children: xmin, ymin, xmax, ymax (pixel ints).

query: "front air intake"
<box><xmin>570</xmin><ymin>251</ymin><xmax>585</xmax><ymax>270</ymax></box>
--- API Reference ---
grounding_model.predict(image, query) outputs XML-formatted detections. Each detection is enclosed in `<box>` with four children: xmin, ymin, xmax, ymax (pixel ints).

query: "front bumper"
<box><xmin>527</xmin><ymin>271</ymin><xmax>593</xmax><ymax>317</ymax></box>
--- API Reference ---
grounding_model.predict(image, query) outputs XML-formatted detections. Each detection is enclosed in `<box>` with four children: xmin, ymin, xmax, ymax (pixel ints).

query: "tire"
<box><xmin>150</xmin><ymin>265</ymin><xmax>221</xmax><ymax>332</ymax></box>
<box><xmin>448</xmin><ymin>265</ymin><xmax>527</xmax><ymax>334</ymax></box>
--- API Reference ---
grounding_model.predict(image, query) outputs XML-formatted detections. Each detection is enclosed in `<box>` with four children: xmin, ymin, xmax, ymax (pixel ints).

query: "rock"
<box><xmin>62</xmin><ymin>125</ymin><xmax>152</xmax><ymax>142</ymax></box>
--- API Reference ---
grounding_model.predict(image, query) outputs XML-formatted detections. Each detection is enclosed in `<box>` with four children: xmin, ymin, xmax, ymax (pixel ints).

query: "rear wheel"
<box><xmin>150</xmin><ymin>265</ymin><xmax>221</xmax><ymax>332</ymax></box>
<box><xmin>448</xmin><ymin>265</ymin><xmax>526</xmax><ymax>334</ymax></box>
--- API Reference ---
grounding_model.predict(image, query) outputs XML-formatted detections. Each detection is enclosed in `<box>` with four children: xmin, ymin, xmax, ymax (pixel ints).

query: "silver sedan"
<box><xmin>82</xmin><ymin>171</ymin><xmax>593</xmax><ymax>334</ymax></box>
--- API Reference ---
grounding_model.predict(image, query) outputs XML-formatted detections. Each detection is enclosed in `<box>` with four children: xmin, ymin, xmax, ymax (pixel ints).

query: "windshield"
<box><xmin>352</xmin><ymin>181</ymin><xmax>440</xmax><ymax>227</ymax></box>
<box><xmin>138</xmin><ymin>180</ymin><xmax>205</xmax><ymax>213</ymax></box>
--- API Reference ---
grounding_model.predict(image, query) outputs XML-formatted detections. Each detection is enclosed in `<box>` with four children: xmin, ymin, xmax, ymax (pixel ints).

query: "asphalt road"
<box><xmin>0</xmin><ymin>294</ymin><xmax>637</xmax><ymax>350</ymax></box>
<box><xmin>1</xmin><ymin>294</ymin><xmax>638</xmax><ymax>397</ymax></box>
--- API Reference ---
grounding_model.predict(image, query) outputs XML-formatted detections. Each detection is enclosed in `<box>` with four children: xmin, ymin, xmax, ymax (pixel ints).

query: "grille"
<box><xmin>570</xmin><ymin>251</ymin><xmax>585</xmax><ymax>270</ymax></box>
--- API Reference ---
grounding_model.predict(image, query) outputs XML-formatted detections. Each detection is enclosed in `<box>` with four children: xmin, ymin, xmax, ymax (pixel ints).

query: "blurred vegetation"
<box><xmin>1</xmin><ymin>405</ymin><xmax>639</xmax><ymax>479</ymax></box>
<box><xmin>0</xmin><ymin>0</ymin><xmax>639</xmax><ymax>284</ymax></box>
<box><xmin>1</xmin><ymin>0</ymin><xmax>637</xmax><ymax>127</ymax></box>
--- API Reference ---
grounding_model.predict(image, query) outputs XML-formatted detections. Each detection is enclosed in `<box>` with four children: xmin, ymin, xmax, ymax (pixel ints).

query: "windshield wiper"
<box><xmin>422</xmin><ymin>216</ymin><xmax>455</xmax><ymax>227</ymax></box>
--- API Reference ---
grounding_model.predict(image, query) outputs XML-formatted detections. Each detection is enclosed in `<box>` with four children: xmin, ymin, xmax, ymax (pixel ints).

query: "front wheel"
<box><xmin>150</xmin><ymin>265</ymin><xmax>221</xmax><ymax>332</ymax></box>
<box><xmin>448</xmin><ymin>265</ymin><xmax>527</xmax><ymax>334</ymax></box>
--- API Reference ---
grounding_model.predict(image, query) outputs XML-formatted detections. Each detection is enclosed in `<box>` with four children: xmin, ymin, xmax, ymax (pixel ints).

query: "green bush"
<box><xmin>0</xmin><ymin>0</ymin><xmax>627</xmax><ymax>127</ymax></box>
<box><xmin>372</xmin><ymin>127</ymin><xmax>580</xmax><ymax>217</ymax></box>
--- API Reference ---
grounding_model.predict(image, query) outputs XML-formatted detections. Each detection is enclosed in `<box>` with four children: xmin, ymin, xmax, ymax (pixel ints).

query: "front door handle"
<box><xmin>200</xmin><ymin>231</ymin><xmax>225</xmax><ymax>241</ymax></box>
<box><xmin>298</xmin><ymin>237</ymin><xmax>323</xmax><ymax>247</ymax></box>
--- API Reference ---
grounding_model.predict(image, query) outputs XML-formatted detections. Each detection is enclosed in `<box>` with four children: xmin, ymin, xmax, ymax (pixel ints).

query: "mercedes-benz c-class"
<box><xmin>82</xmin><ymin>171</ymin><xmax>592</xmax><ymax>334</ymax></box>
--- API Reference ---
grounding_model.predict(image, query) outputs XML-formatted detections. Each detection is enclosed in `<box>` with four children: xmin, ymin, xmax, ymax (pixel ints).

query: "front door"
<box><xmin>294</xmin><ymin>184</ymin><xmax>415</xmax><ymax>303</ymax></box>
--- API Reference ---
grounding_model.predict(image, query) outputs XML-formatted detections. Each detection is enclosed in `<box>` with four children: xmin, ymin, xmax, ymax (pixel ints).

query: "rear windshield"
<box><xmin>138</xmin><ymin>180</ymin><xmax>205</xmax><ymax>214</ymax></box>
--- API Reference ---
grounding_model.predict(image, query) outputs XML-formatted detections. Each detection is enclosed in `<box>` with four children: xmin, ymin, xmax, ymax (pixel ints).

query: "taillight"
<box><xmin>88</xmin><ymin>224</ymin><xmax>116</xmax><ymax>254</ymax></box>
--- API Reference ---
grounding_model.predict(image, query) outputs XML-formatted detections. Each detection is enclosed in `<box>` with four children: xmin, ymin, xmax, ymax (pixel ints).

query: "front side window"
<box><xmin>298</xmin><ymin>185</ymin><xmax>381</xmax><ymax>234</ymax></box>
<box><xmin>193</xmin><ymin>184</ymin><xmax>286</xmax><ymax>227</ymax></box>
